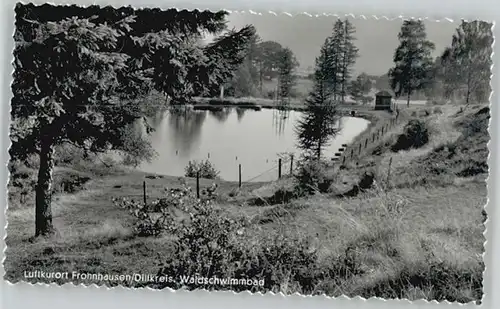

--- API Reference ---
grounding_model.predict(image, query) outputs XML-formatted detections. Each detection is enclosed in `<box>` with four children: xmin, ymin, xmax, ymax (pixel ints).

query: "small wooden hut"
<box><xmin>374</xmin><ymin>91</ymin><xmax>392</xmax><ymax>111</ymax></box>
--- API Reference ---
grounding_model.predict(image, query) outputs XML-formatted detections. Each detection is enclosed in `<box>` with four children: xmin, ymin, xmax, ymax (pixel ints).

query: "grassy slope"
<box><xmin>4</xmin><ymin>103</ymin><xmax>489</xmax><ymax>302</ymax></box>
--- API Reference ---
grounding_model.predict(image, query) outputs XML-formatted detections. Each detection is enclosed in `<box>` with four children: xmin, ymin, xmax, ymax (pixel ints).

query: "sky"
<box><xmin>221</xmin><ymin>13</ymin><xmax>460</xmax><ymax>76</ymax></box>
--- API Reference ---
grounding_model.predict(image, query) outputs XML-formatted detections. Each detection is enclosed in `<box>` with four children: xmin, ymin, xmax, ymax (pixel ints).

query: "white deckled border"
<box><xmin>0</xmin><ymin>1</ymin><xmax>498</xmax><ymax>309</ymax></box>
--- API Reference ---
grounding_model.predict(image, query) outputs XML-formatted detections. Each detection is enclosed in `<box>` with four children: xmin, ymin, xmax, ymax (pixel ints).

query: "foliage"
<box><xmin>294</xmin><ymin>159</ymin><xmax>333</xmax><ymax>196</ymax></box>
<box><xmin>339</xmin><ymin>19</ymin><xmax>359</xmax><ymax>102</ymax></box>
<box><xmin>226</xmin><ymin>59</ymin><xmax>259</xmax><ymax>97</ymax></box>
<box><xmin>201</xmin><ymin>26</ymin><xmax>257</xmax><ymax>98</ymax></box>
<box><xmin>295</xmin><ymin>38</ymin><xmax>341</xmax><ymax>161</ymax></box>
<box><xmin>118</xmin><ymin>123</ymin><xmax>157</xmax><ymax>167</ymax></box>
<box><xmin>256</xmin><ymin>40</ymin><xmax>284</xmax><ymax>80</ymax></box>
<box><xmin>115</xmin><ymin>180</ymin><xmax>371</xmax><ymax>295</ymax></box>
<box><xmin>225</xmin><ymin>32</ymin><xmax>261</xmax><ymax>97</ymax></box>
<box><xmin>388</xmin><ymin>20</ymin><xmax>435</xmax><ymax>106</ymax></box>
<box><xmin>184</xmin><ymin>159</ymin><xmax>220</xmax><ymax>179</ymax></box>
<box><xmin>114</xmin><ymin>181</ymin><xmax>319</xmax><ymax>293</ymax></box>
<box><xmin>12</xmin><ymin>4</ymin><xmax>256</xmax><ymax>236</ymax></box>
<box><xmin>226</xmin><ymin>38</ymin><xmax>300</xmax><ymax>99</ymax></box>
<box><xmin>440</xmin><ymin>20</ymin><xmax>493</xmax><ymax>104</ymax></box>
<box><xmin>350</xmin><ymin>73</ymin><xmax>372</xmax><ymax>102</ymax></box>
<box><xmin>276</xmin><ymin>47</ymin><xmax>299</xmax><ymax>106</ymax></box>
<box><xmin>113</xmin><ymin>182</ymin><xmax>219</xmax><ymax>237</ymax></box>
<box><xmin>324</xmin><ymin>19</ymin><xmax>359</xmax><ymax>102</ymax></box>
<box><xmin>391</xmin><ymin>119</ymin><xmax>430</xmax><ymax>151</ymax></box>
<box><xmin>324</xmin><ymin>20</ymin><xmax>344</xmax><ymax>98</ymax></box>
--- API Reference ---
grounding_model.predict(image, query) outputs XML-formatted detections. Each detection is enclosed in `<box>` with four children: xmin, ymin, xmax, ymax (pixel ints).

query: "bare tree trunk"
<box><xmin>35</xmin><ymin>137</ymin><xmax>56</xmax><ymax>237</ymax></box>
<box><xmin>317</xmin><ymin>139</ymin><xmax>322</xmax><ymax>161</ymax></box>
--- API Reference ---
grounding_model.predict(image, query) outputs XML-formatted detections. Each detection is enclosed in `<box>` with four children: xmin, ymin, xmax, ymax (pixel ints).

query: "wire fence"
<box><xmin>335</xmin><ymin>112</ymin><xmax>403</xmax><ymax>167</ymax></box>
<box><xmin>141</xmin><ymin>110</ymin><xmax>407</xmax><ymax>202</ymax></box>
<box><xmin>240</xmin><ymin>155</ymin><xmax>295</xmax><ymax>185</ymax></box>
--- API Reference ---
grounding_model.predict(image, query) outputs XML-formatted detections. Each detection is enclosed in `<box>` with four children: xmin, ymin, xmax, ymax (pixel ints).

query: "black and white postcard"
<box><xmin>3</xmin><ymin>2</ymin><xmax>494</xmax><ymax>306</ymax></box>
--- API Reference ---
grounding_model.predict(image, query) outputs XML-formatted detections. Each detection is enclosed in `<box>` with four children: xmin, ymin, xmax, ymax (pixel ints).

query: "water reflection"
<box><xmin>210</xmin><ymin>108</ymin><xmax>232</xmax><ymax>123</ymax></box>
<box><xmin>140</xmin><ymin>108</ymin><xmax>370</xmax><ymax>182</ymax></box>
<box><xmin>167</xmin><ymin>108</ymin><xmax>207</xmax><ymax>154</ymax></box>
<box><xmin>236</xmin><ymin>108</ymin><xmax>246</xmax><ymax>122</ymax></box>
<box><xmin>272</xmin><ymin>109</ymin><xmax>291</xmax><ymax>136</ymax></box>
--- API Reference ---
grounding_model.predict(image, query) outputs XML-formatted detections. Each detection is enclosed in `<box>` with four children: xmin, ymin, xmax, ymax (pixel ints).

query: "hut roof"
<box><xmin>375</xmin><ymin>90</ymin><xmax>392</xmax><ymax>97</ymax></box>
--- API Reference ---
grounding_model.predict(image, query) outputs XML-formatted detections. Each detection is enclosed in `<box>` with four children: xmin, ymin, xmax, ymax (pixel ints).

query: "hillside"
<box><xmin>4</xmin><ymin>103</ymin><xmax>489</xmax><ymax>303</ymax></box>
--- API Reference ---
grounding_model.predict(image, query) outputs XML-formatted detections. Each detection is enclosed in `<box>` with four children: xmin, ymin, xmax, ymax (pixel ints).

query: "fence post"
<box><xmin>290</xmin><ymin>155</ymin><xmax>294</xmax><ymax>175</ymax></box>
<box><xmin>196</xmin><ymin>171</ymin><xmax>200</xmax><ymax>198</ymax></box>
<box><xmin>143</xmin><ymin>180</ymin><xmax>147</xmax><ymax>207</ymax></box>
<box><xmin>372</xmin><ymin>134</ymin><xmax>375</xmax><ymax>142</ymax></box>
<box><xmin>342</xmin><ymin>156</ymin><xmax>346</xmax><ymax>164</ymax></box>
<box><xmin>208</xmin><ymin>152</ymin><xmax>210</xmax><ymax>159</ymax></box>
<box><xmin>386</xmin><ymin>157</ymin><xmax>393</xmax><ymax>189</ymax></box>
<box><xmin>278</xmin><ymin>158</ymin><xmax>282</xmax><ymax>179</ymax></box>
<box><xmin>358</xmin><ymin>144</ymin><xmax>362</xmax><ymax>155</ymax></box>
<box><xmin>238</xmin><ymin>164</ymin><xmax>242</xmax><ymax>188</ymax></box>
<box><xmin>365</xmin><ymin>139</ymin><xmax>368</xmax><ymax>148</ymax></box>
<box><xmin>350</xmin><ymin>149</ymin><xmax>354</xmax><ymax>159</ymax></box>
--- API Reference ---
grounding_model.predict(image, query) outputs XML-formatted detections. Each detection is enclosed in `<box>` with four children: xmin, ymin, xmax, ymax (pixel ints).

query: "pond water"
<box><xmin>138</xmin><ymin>108</ymin><xmax>370</xmax><ymax>182</ymax></box>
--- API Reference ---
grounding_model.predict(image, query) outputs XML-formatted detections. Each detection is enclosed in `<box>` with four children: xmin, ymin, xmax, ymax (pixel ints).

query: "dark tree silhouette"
<box><xmin>296</xmin><ymin>39</ymin><xmax>341</xmax><ymax>161</ymax></box>
<box><xmin>440</xmin><ymin>20</ymin><xmax>493</xmax><ymax>104</ymax></box>
<box><xmin>350</xmin><ymin>73</ymin><xmax>372</xmax><ymax>103</ymax></box>
<box><xmin>276</xmin><ymin>47</ymin><xmax>299</xmax><ymax>107</ymax></box>
<box><xmin>11</xmin><ymin>5</ymin><xmax>255</xmax><ymax>237</ymax></box>
<box><xmin>339</xmin><ymin>19</ymin><xmax>359</xmax><ymax>103</ymax></box>
<box><xmin>388</xmin><ymin>20</ymin><xmax>435</xmax><ymax>106</ymax></box>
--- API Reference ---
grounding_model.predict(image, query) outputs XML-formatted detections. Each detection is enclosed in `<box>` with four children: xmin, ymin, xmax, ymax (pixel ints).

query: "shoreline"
<box><xmin>136</xmin><ymin>113</ymin><xmax>382</xmax><ymax>184</ymax></box>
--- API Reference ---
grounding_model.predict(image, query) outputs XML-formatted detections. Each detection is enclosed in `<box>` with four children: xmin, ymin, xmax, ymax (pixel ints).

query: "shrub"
<box><xmin>113</xmin><ymin>182</ymin><xmax>218</xmax><ymax>237</ymax></box>
<box><xmin>114</xmin><ymin>181</ymin><xmax>328</xmax><ymax>293</ymax></box>
<box><xmin>118</xmin><ymin>123</ymin><xmax>157</xmax><ymax>167</ymax></box>
<box><xmin>8</xmin><ymin>160</ymin><xmax>37</xmax><ymax>205</ymax></box>
<box><xmin>294</xmin><ymin>159</ymin><xmax>333</xmax><ymax>196</ymax></box>
<box><xmin>185</xmin><ymin>160</ymin><xmax>220</xmax><ymax>179</ymax></box>
<box><xmin>52</xmin><ymin>172</ymin><xmax>91</xmax><ymax>194</ymax></box>
<box><xmin>391</xmin><ymin>119</ymin><xmax>429</xmax><ymax>152</ymax></box>
<box><xmin>462</xmin><ymin>116</ymin><xmax>487</xmax><ymax>138</ymax></box>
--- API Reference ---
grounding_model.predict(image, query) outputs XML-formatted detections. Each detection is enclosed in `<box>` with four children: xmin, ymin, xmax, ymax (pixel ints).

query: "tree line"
<box><xmin>389</xmin><ymin>19</ymin><xmax>493</xmax><ymax>106</ymax></box>
<box><xmin>295</xmin><ymin>18</ymin><xmax>493</xmax><ymax>166</ymax></box>
<box><xmin>223</xmin><ymin>35</ymin><xmax>299</xmax><ymax>106</ymax></box>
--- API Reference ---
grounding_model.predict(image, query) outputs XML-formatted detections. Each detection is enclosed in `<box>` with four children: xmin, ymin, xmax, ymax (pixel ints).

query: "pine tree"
<box><xmin>440</xmin><ymin>20</ymin><xmax>493</xmax><ymax>104</ymax></box>
<box><xmin>340</xmin><ymin>19</ymin><xmax>359</xmax><ymax>103</ymax></box>
<box><xmin>388</xmin><ymin>20</ymin><xmax>435</xmax><ymax>106</ymax></box>
<box><xmin>325</xmin><ymin>20</ymin><xmax>345</xmax><ymax>100</ymax></box>
<box><xmin>276</xmin><ymin>47</ymin><xmax>299</xmax><ymax>107</ymax></box>
<box><xmin>295</xmin><ymin>40</ymin><xmax>341</xmax><ymax>161</ymax></box>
